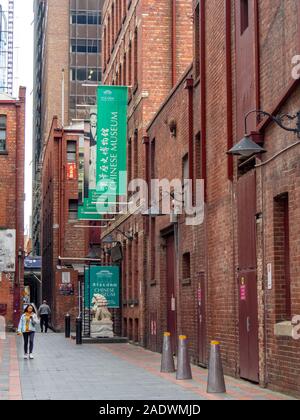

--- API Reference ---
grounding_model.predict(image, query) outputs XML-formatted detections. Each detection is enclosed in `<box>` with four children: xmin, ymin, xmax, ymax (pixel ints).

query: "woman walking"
<box><xmin>17</xmin><ymin>305</ymin><xmax>39</xmax><ymax>359</ymax></box>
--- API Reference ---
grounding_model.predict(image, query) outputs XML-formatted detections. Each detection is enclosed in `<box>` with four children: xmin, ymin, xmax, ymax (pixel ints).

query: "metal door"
<box><xmin>237</xmin><ymin>170</ymin><xmax>259</xmax><ymax>383</ymax></box>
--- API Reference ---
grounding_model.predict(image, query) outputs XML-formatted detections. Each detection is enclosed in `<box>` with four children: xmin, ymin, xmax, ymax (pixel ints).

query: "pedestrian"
<box><xmin>17</xmin><ymin>305</ymin><xmax>39</xmax><ymax>360</ymax></box>
<box><xmin>38</xmin><ymin>300</ymin><xmax>51</xmax><ymax>333</ymax></box>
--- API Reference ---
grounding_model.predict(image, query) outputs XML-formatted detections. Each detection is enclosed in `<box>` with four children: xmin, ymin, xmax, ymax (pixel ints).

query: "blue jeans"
<box><xmin>23</xmin><ymin>332</ymin><xmax>35</xmax><ymax>354</ymax></box>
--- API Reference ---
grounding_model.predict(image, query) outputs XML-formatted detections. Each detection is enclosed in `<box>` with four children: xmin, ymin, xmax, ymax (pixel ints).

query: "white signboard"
<box><xmin>0</xmin><ymin>229</ymin><xmax>16</xmax><ymax>273</ymax></box>
<box><xmin>62</xmin><ymin>272</ymin><xmax>71</xmax><ymax>284</ymax></box>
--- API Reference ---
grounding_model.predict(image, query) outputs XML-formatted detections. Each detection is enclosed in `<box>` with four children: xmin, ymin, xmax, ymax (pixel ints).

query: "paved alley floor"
<box><xmin>0</xmin><ymin>333</ymin><xmax>296</xmax><ymax>400</ymax></box>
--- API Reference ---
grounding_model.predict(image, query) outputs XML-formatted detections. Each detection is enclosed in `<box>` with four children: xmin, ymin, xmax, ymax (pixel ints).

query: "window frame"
<box><xmin>68</xmin><ymin>199</ymin><xmax>78</xmax><ymax>221</ymax></box>
<box><xmin>0</xmin><ymin>115</ymin><xmax>7</xmax><ymax>154</ymax></box>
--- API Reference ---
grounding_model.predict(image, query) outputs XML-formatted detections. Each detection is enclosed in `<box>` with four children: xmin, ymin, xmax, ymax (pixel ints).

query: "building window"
<box><xmin>118</xmin><ymin>0</ymin><xmax>122</xmax><ymax>29</ymax></box>
<box><xmin>128</xmin><ymin>41</ymin><xmax>132</xmax><ymax>86</ymax></box>
<box><xmin>108</xmin><ymin>16</ymin><xmax>111</xmax><ymax>58</ymax></box>
<box><xmin>182</xmin><ymin>153</ymin><xmax>189</xmax><ymax>187</ymax></box>
<box><xmin>182</xmin><ymin>252</ymin><xmax>191</xmax><ymax>281</ymax></box>
<box><xmin>68</xmin><ymin>200</ymin><xmax>78</xmax><ymax>221</ymax></box>
<box><xmin>150</xmin><ymin>138</ymin><xmax>155</xmax><ymax>180</ymax></box>
<box><xmin>128</xmin><ymin>138</ymin><xmax>132</xmax><ymax>184</ymax></box>
<box><xmin>112</xmin><ymin>4</ymin><xmax>115</xmax><ymax>44</ymax></box>
<box><xmin>134</xmin><ymin>28</ymin><xmax>138</xmax><ymax>87</ymax></box>
<box><xmin>150</xmin><ymin>217</ymin><xmax>156</xmax><ymax>281</ymax></box>
<box><xmin>71</xmin><ymin>11</ymin><xmax>102</xmax><ymax>25</ymax></box>
<box><xmin>71</xmin><ymin>39</ymin><xmax>101</xmax><ymax>54</ymax></box>
<box><xmin>0</xmin><ymin>115</ymin><xmax>7</xmax><ymax>152</ymax></box>
<box><xmin>240</xmin><ymin>0</ymin><xmax>249</xmax><ymax>35</ymax></box>
<box><xmin>71</xmin><ymin>68</ymin><xmax>102</xmax><ymax>82</ymax></box>
<box><xmin>274</xmin><ymin>193</ymin><xmax>291</xmax><ymax>322</ymax></box>
<box><xmin>149</xmin><ymin>138</ymin><xmax>155</xmax><ymax>211</ymax></box>
<box><xmin>104</xmin><ymin>26</ymin><xmax>107</xmax><ymax>65</ymax></box>
<box><xmin>123</xmin><ymin>0</ymin><xmax>127</xmax><ymax>21</ymax></box>
<box><xmin>123</xmin><ymin>53</ymin><xmax>127</xmax><ymax>86</ymax></box>
<box><xmin>195</xmin><ymin>132</ymin><xmax>202</xmax><ymax>179</ymax></box>
<box><xmin>133</xmin><ymin>130</ymin><xmax>138</xmax><ymax>179</ymax></box>
<box><xmin>67</xmin><ymin>141</ymin><xmax>77</xmax><ymax>162</ymax></box>
<box><xmin>194</xmin><ymin>4</ymin><xmax>200</xmax><ymax>79</ymax></box>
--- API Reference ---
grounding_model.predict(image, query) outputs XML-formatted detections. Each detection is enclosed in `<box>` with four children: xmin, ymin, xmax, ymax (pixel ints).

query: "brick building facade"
<box><xmin>0</xmin><ymin>87</ymin><xmax>26</xmax><ymax>329</ymax></box>
<box><xmin>100</xmin><ymin>0</ymin><xmax>193</xmax><ymax>346</ymax></box>
<box><xmin>33</xmin><ymin>0</ymin><xmax>104</xmax><ymax>256</ymax></box>
<box><xmin>36</xmin><ymin>0</ymin><xmax>300</xmax><ymax>398</ymax></box>
<box><xmin>146</xmin><ymin>66</ymin><xmax>207</xmax><ymax>365</ymax></box>
<box><xmin>41</xmin><ymin>117</ymin><xmax>92</xmax><ymax>330</ymax></box>
<box><xmin>143</xmin><ymin>0</ymin><xmax>300</xmax><ymax>399</ymax></box>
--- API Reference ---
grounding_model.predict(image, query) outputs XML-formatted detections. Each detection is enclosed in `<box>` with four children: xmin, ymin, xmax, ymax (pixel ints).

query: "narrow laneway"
<box><xmin>0</xmin><ymin>333</ymin><xmax>294</xmax><ymax>401</ymax></box>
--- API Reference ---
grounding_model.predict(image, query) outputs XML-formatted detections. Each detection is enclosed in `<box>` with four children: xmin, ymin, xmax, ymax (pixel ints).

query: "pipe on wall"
<box><xmin>171</xmin><ymin>0</ymin><xmax>177</xmax><ymax>87</ymax></box>
<box><xmin>225</xmin><ymin>0</ymin><xmax>233</xmax><ymax>181</ymax></box>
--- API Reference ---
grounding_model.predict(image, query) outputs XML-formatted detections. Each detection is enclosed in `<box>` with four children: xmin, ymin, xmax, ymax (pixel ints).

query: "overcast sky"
<box><xmin>13</xmin><ymin>0</ymin><xmax>34</xmax><ymax>235</ymax></box>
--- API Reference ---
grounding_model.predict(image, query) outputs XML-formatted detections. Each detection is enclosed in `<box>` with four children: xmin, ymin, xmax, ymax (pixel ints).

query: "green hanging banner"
<box><xmin>84</xmin><ymin>266</ymin><xmax>120</xmax><ymax>309</ymax></box>
<box><xmin>96</xmin><ymin>86</ymin><xmax>128</xmax><ymax>201</ymax></box>
<box><xmin>78</xmin><ymin>109</ymin><xmax>107</xmax><ymax>220</ymax></box>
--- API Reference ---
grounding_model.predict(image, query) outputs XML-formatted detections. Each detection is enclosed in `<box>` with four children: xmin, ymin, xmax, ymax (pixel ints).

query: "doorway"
<box><xmin>165</xmin><ymin>233</ymin><xmax>177</xmax><ymax>352</ymax></box>
<box><xmin>237</xmin><ymin>170</ymin><xmax>259</xmax><ymax>383</ymax></box>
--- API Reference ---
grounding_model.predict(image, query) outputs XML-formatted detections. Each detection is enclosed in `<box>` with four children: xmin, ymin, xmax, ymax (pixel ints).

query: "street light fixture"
<box><xmin>227</xmin><ymin>109</ymin><xmax>300</xmax><ymax>157</ymax></box>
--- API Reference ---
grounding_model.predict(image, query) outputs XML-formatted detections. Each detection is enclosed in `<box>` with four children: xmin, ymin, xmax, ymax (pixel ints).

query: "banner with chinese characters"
<box><xmin>96</xmin><ymin>86</ymin><xmax>128</xmax><ymax>198</ymax></box>
<box><xmin>84</xmin><ymin>266</ymin><xmax>120</xmax><ymax>309</ymax></box>
<box><xmin>77</xmin><ymin>113</ymin><xmax>106</xmax><ymax>220</ymax></box>
<box><xmin>67</xmin><ymin>162</ymin><xmax>77</xmax><ymax>180</ymax></box>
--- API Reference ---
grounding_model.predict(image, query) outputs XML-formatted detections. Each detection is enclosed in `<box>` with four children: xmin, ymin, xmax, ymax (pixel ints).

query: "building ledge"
<box><xmin>274</xmin><ymin>321</ymin><xmax>293</xmax><ymax>338</ymax></box>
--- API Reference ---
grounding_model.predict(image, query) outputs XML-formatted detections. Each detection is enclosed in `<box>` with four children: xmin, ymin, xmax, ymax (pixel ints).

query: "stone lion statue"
<box><xmin>91</xmin><ymin>294</ymin><xmax>112</xmax><ymax>322</ymax></box>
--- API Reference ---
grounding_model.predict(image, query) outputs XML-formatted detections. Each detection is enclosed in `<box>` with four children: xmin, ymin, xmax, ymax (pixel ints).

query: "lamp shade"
<box><xmin>86</xmin><ymin>247</ymin><xmax>100</xmax><ymax>259</ymax></box>
<box><xmin>102</xmin><ymin>235</ymin><xmax>115</xmax><ymax>244</ymax></box>
<box><xmin>227</xmin><ymin>135</ymin><xmax>266</xmax><ymax>157</ymax></box>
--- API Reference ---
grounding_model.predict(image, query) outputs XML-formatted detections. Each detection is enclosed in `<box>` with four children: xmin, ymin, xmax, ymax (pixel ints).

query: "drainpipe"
<box><xmin>185</xmin><ymin>77</ymin><xmax>194</xmax><ymax>199</ymax></box>
<box><xmin>225</xmin><ymin>0</ymin><xmax>233</xmax><ymax>181</ymax></box>
<box><xmin>171</xmin><ymin>0</ymin><xmax>177</xmax><ymax>87</ymax></box>
<box><xmin>14</xmin><ymin>100</ymin><xmax>20</xmax><ymax>328</ymax></box>
<box><xmin>142</xmin><ymin>135</ymin><xmax>150</xmax><ymax>347</ymax></box>
<box><xmin>61</xmin><ymin>69</ymin><xmax>65</xmax><ymax>128</ymax></box>
<box><xmin>200</xmin><ymin>0</ymin><xmax>208</xmax><ymax>362</ymax></box>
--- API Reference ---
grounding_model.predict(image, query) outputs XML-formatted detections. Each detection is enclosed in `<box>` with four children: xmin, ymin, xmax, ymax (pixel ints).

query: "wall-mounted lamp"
<box><xmin>168</xmin><ymin>118</ymin><xmax>177</xmax><ymax>138</ymax></box>
<box><xmin>102</xmin><ymin>235</ymin><xmax>118</xmax><ymax>246</ymax></box>
<box><xmin>227</xmin><ymin>109</ymin><xmax>300</xmax><ymax>157</ymax></box>
<box><xmin>116</xmin><ymin>228</ymin><xmax>134</xmax><ymax>241</ymax></box>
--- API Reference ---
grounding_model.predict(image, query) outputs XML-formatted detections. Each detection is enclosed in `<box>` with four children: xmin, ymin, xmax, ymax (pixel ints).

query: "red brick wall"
<box><xmin>255</xmin><ymin>86</ymin><xmax>300</xmax><ymax>397</ymax></box>
<box><xmin>0</xmin><ymin>87</ymin><xmax>26</xmax><ymax>328</ymax></box>
<box><xmin>101</xmin><ymin>0</ymin><xmax>193</xmax><ymax>346</ymax></box>
<box><xmin>201</xmin><ymin>0</ymin><xmax>300</xmax><ymax>397</ymax></box>
<box><xmin>100</xmin><ymin>0</ymin><xmax>300</xmax><ymax>399</ymax></box>
<box><xmin>41</xmin><ymin>119</ymin><xmax>89</xmax><ymax>331</ymax></box>
<box><xmin>146</xmin><ymin>67</ymin><xmax>204</xmax><ymax>362</ymax></box>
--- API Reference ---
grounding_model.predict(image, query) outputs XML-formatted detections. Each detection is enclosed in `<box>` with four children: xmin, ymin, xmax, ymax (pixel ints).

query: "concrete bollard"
<box><xmin>207</xmin><ymin>341</ymin><xmax>226</xmax><ymax>394</ymax></box>
<box><xmin>161</xmin><ymin>332</ymin><xmax>175</xmax><ymax>373</ymax></box>
<box><xmin>176</xmin><ymin>335</ymin><xmax>192</xmax><ymax>380</ymax></box>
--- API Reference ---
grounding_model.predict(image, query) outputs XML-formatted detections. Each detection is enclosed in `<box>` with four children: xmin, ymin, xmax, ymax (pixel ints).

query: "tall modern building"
<box><xmin>0</xmin><ymin>0</ymin><xmax>14</xmax><ymax>95</ymax></box>
<box><xmin>32</xmin><ymin>0</ymin><xmax>104</xmax><ymax>255</ymax></box>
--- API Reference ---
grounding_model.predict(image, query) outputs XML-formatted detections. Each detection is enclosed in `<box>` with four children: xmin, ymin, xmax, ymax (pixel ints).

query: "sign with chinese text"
<box><xmin>96</xmin><ymin>86</ymin><xmax>128</xmax><ymax>197</ymax></box>
<box><xmin>77</xmin><ymin>116</ymin><xmax>104</xmax><ymax>220</ymax></box>
<box><xmin>67</xmin><ymin>162</ymin><xmax>77</xmax><ymax>180</ymax></box>
<box><xmin>84</xmin><ymin>266</ymin><xmax>120</xmax><ymax>309</ymax></box>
